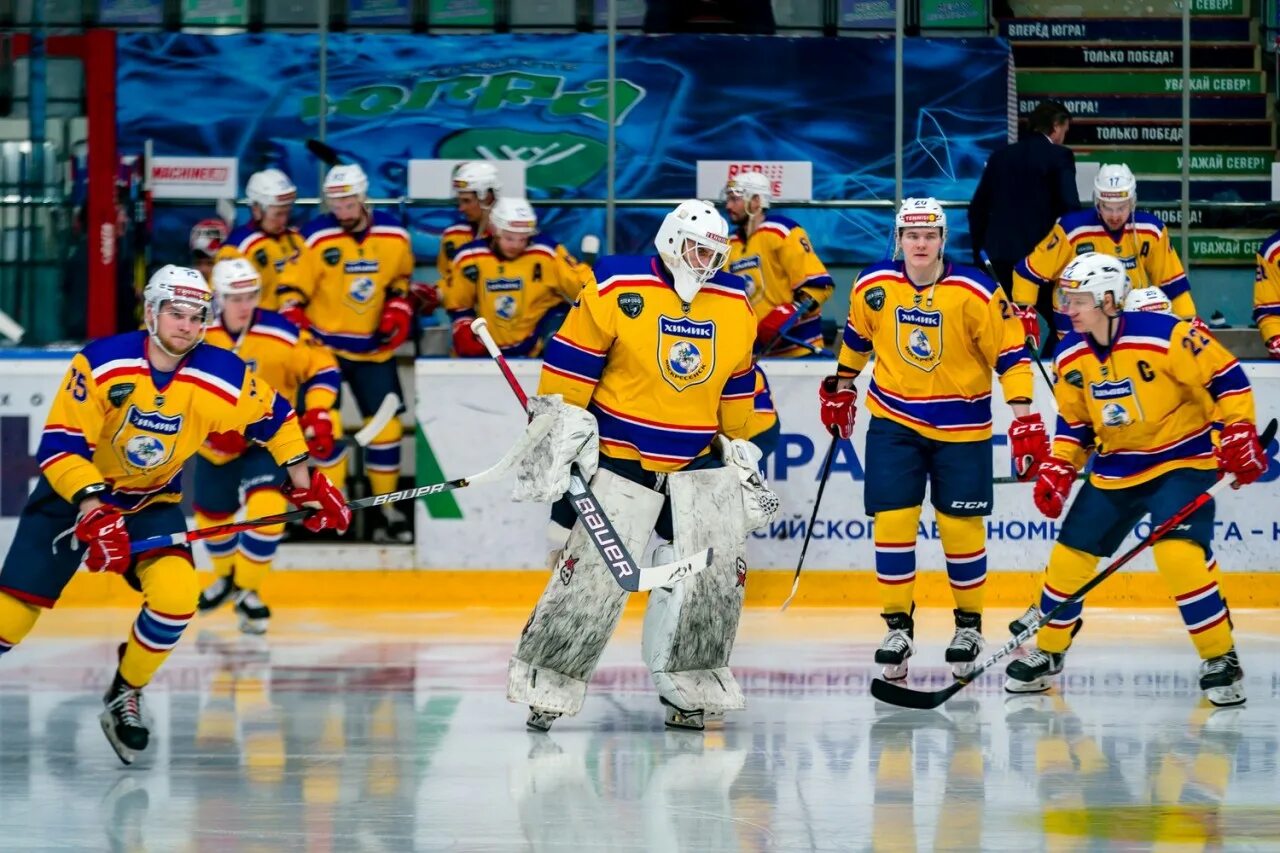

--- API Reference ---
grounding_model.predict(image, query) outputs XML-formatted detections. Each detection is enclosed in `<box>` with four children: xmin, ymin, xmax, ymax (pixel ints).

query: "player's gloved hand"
<box><xmin>512</xmin><ymin>394</ymin><xmax>599</xmax><ymax>503</ymax></box>
<box><xmin>300</xmin><ymin>408</ymin><xmax>336</xmax><ymax>459</ymax></box>
<box><xmin>279</xmin><ymin>301</ymin><xmax>309</xmax><ymax>330</ymax></box>
<box><xmin>285</xmin><ymin>472</ymin><xmax>351</xmax><ymax>534</ymax></box>
<box><xmin>1009</xmin><ymin>413</ymin><xmax>1050</xmax><ymax>480</ymax></box>
<box><xmin>757</xmin><ymin>303</ymin><xmax>800</xmax><ymax>349</ymax></box>
<box><xmin>1216</xmin><ymin>421</ymin><xmax>1268</xmax><ymax>487</ymax></box>
<box><xmin>75</xmin><ymin>504</ymin><xmax>131</xmax><ymax>574</ymax></box>
<box><xmin>205</xmin><ymin>429</ymin><xmax>248</xmax><ymax>456</ymax></box>
<box><xmin>378</xmin><ymin>295</ymin><xmax>414</xmax><ymax>351</ymax></box>
<box><xmin>818</xmin><ymin>375</ymin><xmax>857</xmax><ymax>439</ymax></box>
<box><xmin>1013</xmin><ymin>303</ymin><xmax>1040</xmax><ymax>349</ymax></box>
<box><xmin>1266</xmin><ymin>335</ymin><xmax>1280</xmax><ymax>360</ymax></box>
<box><xmin>451</xmin><ymin>317</ymin><xmax>488</xmax><ymax>357</ymax></box>
<box><xmin>410</xmin><ymin>281</ymin><xmax>441</xmax><ymax>316</ymax></box>
<box><xmin>716</xmin><ymin>435</ymin><xmax>781</xmax><ymax>532</ymax></box>
<box><xmin>1033</xmin><ymin>458</ymin><xmax>1078</xmax><ymax>519</ymax></box>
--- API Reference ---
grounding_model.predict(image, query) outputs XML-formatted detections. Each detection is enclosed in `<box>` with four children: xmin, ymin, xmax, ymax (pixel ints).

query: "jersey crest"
<box><xmin>486</xmin><ymin>277</ymin><xmax>523</xmax><ymax>320</ymax></box>
<box><xmin>895</xmin><ymin>305</ymin><xmax>943</xmax><ymax>373</ymax></box>
<box><xmin>657</xmin><ymin>315</ymin><xmax>716</xmax><ymax>392</ymax></box>
<box><xmin>114</xmin><ymin>406</ymin><xmax>183</xmax><ymax>472</ymax></box>
<box><xmin>347</xmin><ymin>277</ymin><xmax>376</xmax><ymax>311</ymax></box>
<box><xmin>1090</xmin><ymin>378</ymin><xmax>1142</xmax><ymax>426</ymax></box>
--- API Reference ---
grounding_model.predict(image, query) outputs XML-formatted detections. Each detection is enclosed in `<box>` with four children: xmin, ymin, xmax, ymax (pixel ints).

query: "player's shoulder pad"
<box><xmin>225</xmin><ymin>223</ymin><xmax>258</xmax><ymax>246</ymax></box>
<box><xmin>763</xmin><ymin>213</ymin><xmax>802</xmax><ymax>232</ymax></box>
<box><xmin>454</xmin><ymin>236</ymin><xmax>493</xmax><ymax>263</ymax></box>
<box><xmin>369</xmin><ymin>209</ymin><xmax>405</xmax><ymax>229</ymax></box>
<box><xmin>946</xmin><ymin>263</ymin><xmax>999</xmax><ymax>301</ymax></box>
<box><xmin>254</xmin><ymin>308</ymin><xmax>304</xmax><ymax>340</ymax></box>
<box><xmin>1132</xmin><ymin>209</ymin><xmax>1168</xmax><ymax>231</ymax></box>
<box><xmin>526</xmin><ymin>235</ymin><xmax>559</xmax><ymax>257</ymax></box>
<box><xmin>1052</xmin><ymin>329</ymin><xmax>1090</xmax><ymax>371</ymax></box>
<box><xmin>442</xmin><ymin>217</ymin><xmax>474</xmax><ymax>236</ymax></box>
<box><xmin>300</xmin><ymin>213</ymin><xmax>340</xmax><ymax>241</ymax></box>
<box><xmin>1259</xmin><ymin>228</ymin><xmax>1280</xmax><ymax>262</ymax></box>
<box><xmin>1058</xmin><ymin>208</ymin><xmax>1098</xmax><ymax>231</ymax></box>
<box><xmin>1120</xmin><ymin>309</ymin><xmax>1181</xmax><ymax>342</ymax></box>
<box><xmin>80</xmin><ymin>330</ymin><xmax>147</xmax><ymax>372</ymax></box>
<box><xmin>853</xmin><ymin>259</ymin><xmax>900</xmax><ymax>291</ymax></box>
<box><xmin>186</xmin><ymin>342</ymin><xmax>250</xmax><ymax>397</ymax></box>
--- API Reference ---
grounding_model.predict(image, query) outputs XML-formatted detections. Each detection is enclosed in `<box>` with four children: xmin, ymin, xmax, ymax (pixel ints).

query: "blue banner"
<box><xmin>118</xmin><ymin>33</ymin><xmax>1008</xmax><ymax>265</ymax></box>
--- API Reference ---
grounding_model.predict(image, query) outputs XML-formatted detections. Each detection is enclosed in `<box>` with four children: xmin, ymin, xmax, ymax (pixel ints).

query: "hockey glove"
<box><xmin>76</xmin><ymin>504</ymin><xmax>131</xmax><ymax>574</ymax></box>
<box><xmin>818</xmin><ymin>375</ymin><xmax>856</xmax><ymax>439</ymax></box>
<box><xmin>285</xmin><ymin>472</ymin><xmax>351</xmax><ymax>534</ymax></box>
<box><xmin>1216</xmin><ymin>421</ymin><xmax>1268</xmax><ymax>487</ymax></box>
<box><xmin>716</xmin><ymin>435</ymin><xmax>781</xmax><ymax>532</ymax></box>
<box><xmin>205</xmin><ymin>429</ymin><xmax>248</xmax><ymax>457</ymax></box>
<box><xmin>378</xmin><ymin>295</ymin><xmax>414</xmax><ymax>351</ymax></box>
<box><xmin>451</xmin><ymin>317</ymin><xmax>488</xmax><ymax>358</ymax></box>
<box><xmin>757</xmin><ymin>303</ymin><xmax>800</xmax><ymax>349</ymax></box>
<box><xmin>279</xmin><ymin>301</ymin><xmax>309</xmax><ymax>331</ymax></box>
<box><xmin>1013</xmin><ymin>303</ymin><xmax>1040</xmax><ymax>349</ymax></box>
<box><xmin>1008</xmin><ymin>413</ymin><xmax>1050</xmax><ymax>480</ymax></box>
<box><xmin>512</xmin><ymin>394</ymin><xmax>599</xmax><ymax>503</ymax></box>
<box><xmin>410</xmin><ymin>281</ymin><xmax>441</xmax><ymax>316</ymax></box>
<box><xmin>299</xmin><ymin>408</ymin><xmax>336</xmax><ymax>459</ymax></box>
<box><xmin>1033</xmin><ymin>458</ymin><xmax>1078</xmax><ymax>519</ymax></box>
<box><xmin>1267</xmin><ymin>335</ymin><xmax>1280</xmax><ymax>360</ymax></box>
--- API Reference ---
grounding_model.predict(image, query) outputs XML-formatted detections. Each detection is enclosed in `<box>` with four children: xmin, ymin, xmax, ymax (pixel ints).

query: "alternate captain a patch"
<box><xmin>895</xmin><ymin>305</ymin><xmax>943</xmax><ymax>373</ymax></box>
<box><xmin>657</xmin><ymin>315</ymin><xmax>715</xmax><ymax>392</ymax></box>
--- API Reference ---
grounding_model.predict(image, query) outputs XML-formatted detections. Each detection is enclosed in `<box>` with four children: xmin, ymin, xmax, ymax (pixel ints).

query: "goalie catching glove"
<box><xmin>512</xmin><ymin>395</ymin><xmax>600</xmax><ymax>503</ymax></box>
<box><xmin>716</xmin><ymin>436</ymin><xmax>781</xmax><ymax>532</ymax></box>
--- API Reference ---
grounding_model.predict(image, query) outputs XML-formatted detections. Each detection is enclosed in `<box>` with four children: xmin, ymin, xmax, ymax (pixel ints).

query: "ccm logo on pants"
<box><xmin>950</xmin><ymin>500</ymin><xmax>990</xmax><ymax>510</ymax></box>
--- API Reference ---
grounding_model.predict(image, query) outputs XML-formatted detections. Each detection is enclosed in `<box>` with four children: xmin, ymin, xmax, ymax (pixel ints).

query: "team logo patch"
<box><xmin>1090</xmin><ymin>378</ymin><xmax>1141</xmax><ymax>425</ymax></box>
<box><xmin>657</xmin><ymin>315</ymin><xmax>715</xmax><ymax>392</ymax></box>
<box><xmin>618</xmin><ymin>292</ymin><xmax>644</xmax><ymax>319</ymax></box>
<box><xmin>1063</xmin><ymin>369</ymin><xmax>1084</xmax><ymax>388</ymax></box>
<box><xmin>254</xmin><ymin>248</ymin><xmax>269</xmax><ymax>268</ymax></box>
<box><xmin>107</xmin><ymin>383</ymin><xmax>134</xmax><ymax>409</ymax></box>
<box><xmin>895</xmin><ymin>305</ymin><xmax>943</xmax><ymax>372</ymax></box>
<box><xmin>445</xmin><ymin>243</ymin><xmax>459</xmax><ymax>260</ymax></box>
<box><xmin>864</xmin><ymin>286</ymin><xmax>886</xmax><ymax>311</ymax></box>
<box><xmin>559</xmin><ymin>555</ymin><xmax>578</xmax><ymax>586</ymax></box>
<box><xmin>114</xmin><ymin>406</ymin><xmax>182</xmax><ymax>472</ymax></box>
<box><xmin>494</xmin><ymin>295</ymin><xmax>518</xmax><ymax>320</ymax></box>
<box><xmin>244</xmin><ymin>358</ymin><xmax>258</xmax><ymax>374</ymax></box>
<box><xmin>1075</xmin><ymin>242</ymin><xmax>1095</xmax><ymax>254</ymax></box>
<box><xmin>323</xmin><ymin>247</ymin><xmax>341</xmax><ymax>266</ymax></box>
<box><xmin>347</xmin><ymin>277</ymin><xmax>376</xmax><ymax>311</ymax></box>
<box><xmin>463</xmin><ymin>264</ymin><xmax>480</xmax><ymax>283</ymax></box>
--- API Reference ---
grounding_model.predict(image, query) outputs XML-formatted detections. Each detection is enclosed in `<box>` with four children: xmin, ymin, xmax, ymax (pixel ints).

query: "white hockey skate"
<box><xmin>945</xmin><ymin>609</ymin><xmax>984</xmax><ymax>678</ymax></box>
<box><xmin>1199</xmin><ymin>649</ymin><xmax>1245</xmax><ymax>707</ymax></box>
<box><xmin>874</xmin><ymin>611</ymin><xmax>915</xmax><ymax>681</ymax></box>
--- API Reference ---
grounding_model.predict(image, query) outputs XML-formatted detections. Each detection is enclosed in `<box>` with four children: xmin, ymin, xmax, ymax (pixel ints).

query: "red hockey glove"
<box><xmin>205</xmin><ymin>429</ymin><xmax>248</xmax><ymax>456</ymax></box>
<box><xmin>75</xmin><ymin>504</ymin><xmax>131</xmax><ymax>574</ymax></box>
<box><xmin>818</xmin><ymin>375</ymin><xmax>857</xmax><ymax>439</ymax></box>
<box><xmin>378</xmin><ymin>295</ymin><xmax>414</xmax><ymax>351</ymax></box>
<box><xmin>1216</xmin><ymin>421</ymin><xmax>1268</xmax><ymax>487</ymax></box>
<box><xmin>1033</xmin><ymin>458</ymin><xmax>1078</xmax><ymax>519</ymax></box>
<box><xmin>1009</xmin><ymin>413</ymin><xmax>1050</xmax><ymax>480</ymax></box>
<box><xmin>285</xmin><ymin>472</ymin><xmax>351</xmax><ymax>534</ymax></box>
<box><xmin>279</xmin><ymin>302</ymin><xmax>309</xmax><ymax>330</ymax></box>
<box><xmin>1013</xmin><ymin>304</ymin><xmax>1040</xmax><ymax>349</ymax></box>
<box><xmin>757</xmin><ymin>303</ymin><xmax>800</xmax><ymax>348</ymax></box>
<box><xmin>1266</xmin><ymin>335</ymin><xmax>1280</xmax><ymax>360</ymax></box>
<box><xmin>299</xmin><ymin>408</ymin><xmax>335</xmax><ymax>459</ymax></box>
<box><xmin>410</xmin><ymin>281</ymin><xmax>440</xmax><ymax>315</ymax></box>
<box><xmin>451</xmin><ymin>317</ymin><xmax>488</xmax><ymax>358</ymax></box>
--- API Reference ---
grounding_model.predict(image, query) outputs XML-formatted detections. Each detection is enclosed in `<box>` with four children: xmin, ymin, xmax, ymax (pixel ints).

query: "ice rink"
<box><xmin>2</xmin><ymin>605</ymin><xmax>1279</xmax><ymax>851</ymax></box>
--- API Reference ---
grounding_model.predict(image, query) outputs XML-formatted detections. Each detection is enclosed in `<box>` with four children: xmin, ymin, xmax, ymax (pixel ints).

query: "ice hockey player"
<box><xmin>819</xmin><ymin>197</ymin><xmax>1047</xmax><ymax>681</ymax></box>
<box><xmin>276</xmin><ymin>163</ymin><xmax>415</xmax><ymax>543</ymax></box>
<box><xmin>195</xmin><ymin>258</ymin><xmax>343</xmax><ymax>633</ymax></box>
<box><xmin>506</xmin><ymin>199</ymin><xmax>780</xmax><ymax>731</ymax></box>
<box><xmin>1012</xmin><ymin>163</ymin><xmax>1196</xmax><ymax>353</ymax></box>
<box><xmin>1006</xmin><ymin>252</ymin><xmax>1265</xmax><ymax>707</ymax></box>
<box><xmin>1252</xmin><ymin>227</ymin><xmax>1280</xmax><ymax>360</ymax></box>
<box><xmin>445</xmin><ymin>197</ymin><xmax>594</xmax><ymax>358</ymax></box>
<box><xmin>437</xmin><ymin>161</ymin><xmax>501</xmax><ymax>283</ymax></box>
<box><xmin>190</xmin><ymin>217</ymin><xmax>229</xmax><ymax>283</ymax></box>
<box><xmin>0</xmin><ymin>265</ymin><xmax>350</xmax><ymax>764</ymax></box>
<box><xmin>216</xmin><ymin>168</ymin><xmax>303</xmax><ymax>311</ymax></box>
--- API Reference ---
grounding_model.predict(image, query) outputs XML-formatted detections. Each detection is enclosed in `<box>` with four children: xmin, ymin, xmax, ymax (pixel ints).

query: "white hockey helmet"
<box><xmin>723</xmin><ymin>171</ymin><xmax>772</xmax><ymax>209</ymax></box>
<box><xmin>246</xmin><ymin>168</ymin><xmax>297</xmax><ymax>209</ymax></box>
<box><xmin>211</xmin><ymin>258</ymin><xmax>263</xmax><ymax>301</ymax></box>
<box><xmin>654</xmin><ymin>199</ymin><xmax>730</xmax><ymax>303</ymax></box>
<box><xmin>189</xmin><ymin>218</ymin><xmax>229</xmax><ymax>258</ymax></box>
<box><xmin>323</xmin><ymin>163</ymin><xmax>368</xmax><ymax>200</ymax></box>
<box><xmin>1124</xmin><ymin>286</ymin><xmax>1171</xmax><ymax>314</ymax></box>
<box><xmin>144</xmin><ymin>265</ymin><xmax>214</xmax><ymax>354</ymax></box>
<box><xmin>489</xmin><ymin>197</ymin><xmax>538</xmax><ymax>235</ymax></box>
<box><xmin>1057</xmin><ymin>252</ymin><xmax>1130</xmax><ymax>312</ymax></box>
<box><xmin>1093</xmin><ymin>163</ymin><xmax>1137</xmax><ymax>208</ymax></box>
<box><xmin>894</xmin><ymin>197</ymin><xmax>947</xmax><ymax>258</ymax></box>
<box><xmin>452</xmin><ymin>161</ymin><xmax>502</xmax><ymax>200</ymax></box>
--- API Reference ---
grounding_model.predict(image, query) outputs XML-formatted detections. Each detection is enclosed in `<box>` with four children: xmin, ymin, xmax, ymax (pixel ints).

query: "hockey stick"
<box><xmin>780</xmin><ymin>430</ymin><xmax>839</xmax><ymax>611</ymax></box>
<box><xmin>470</xmin><ymin>317</ymin><xmax>712</xmax><ymax>593</ymax></box>
<box><xmin>871</xmin><ymin>417</ymin><xmax>1278</xmax><ymax>709</ymax></box>
<box><xmin>351</xmin><ymin>392</ymin><xmax>401</xmax><ymax>448</ymax></box>
<box><xmin>777</xmin><ymin>333</ymin><xmax>835</xmax><ymax>359</ymax></box>
<box><xmin>128</xmin><ymin>414</ymin><xmax>554</xmax><ymax>554</ymax></box>
<box><xmin>305</xmin><ymin>138</ymin><xmax>345</xmax><ymax>167</ymax></box>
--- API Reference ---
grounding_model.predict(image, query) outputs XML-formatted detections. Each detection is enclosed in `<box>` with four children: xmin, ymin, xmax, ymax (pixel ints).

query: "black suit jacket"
<box><xmin>968</xmin><ymin>133</ymin><xmax>1079</xmax><ymax>266</ymax></box>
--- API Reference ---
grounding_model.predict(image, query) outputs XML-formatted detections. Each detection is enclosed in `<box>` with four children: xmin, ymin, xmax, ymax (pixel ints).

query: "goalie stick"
<box><xmin>470</xmin><ymin>317</ymin><xmax>712</xmax><ymax>593</ymax></box>
<box><xmin>871</xmin><ymin>417</ymin><xmax>1278</xmax><ymax>710</ymax></box>
<box><xmin>127</xmin><ymin>414</ymin><xmax>554</xmax><ymax>554</ymax></box>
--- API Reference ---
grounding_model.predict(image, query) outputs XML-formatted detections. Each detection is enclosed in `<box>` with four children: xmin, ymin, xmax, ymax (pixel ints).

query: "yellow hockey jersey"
<box><xmin>443</xmin><ymin>235</ymin><xmax>593</xmax><ymax>356</ymax></box>
<box><xmin>727</xmin><ymin>213</ymin><xmax>835</xmax><ymax>358</ymax></box>
<box><xmin>277</xmin><ymin>210</ymin><xmax>414</xmax><ymax>363</ymax></box>
<box><xmin>1253</xmin><ymin>229</ymin><xmax>1280</xmax><ymax>343</ymax></box>
<box><xmin>1050</xmin><ymin>311</ymin><xmax>1254</xmax><ymax>489</ymax></box>
<box><xmin>436</xmin><ymin>218</ymin><xmax>486</xmax><ymax>281</ymax></box>
<box><xmin>36</xmin><ymin>331</ymin><xmax>308</xmax><ymax>513</ymax></box>
<box><xmin>200</xmin><ymin>308</ymin><xmax>341</xmax><ymax>464</ymax></box>
<box><xmin>839</xmin><ymin>261</ymin><xmax>1033</xmax><ymax>443</ymax></box>
<box><xmin>215</xmin><ymin>223</ymin><xmax>304</xmax><ymax>311</ymax></box>
<box><xmin>539</xmin><ymin>255</ymin><xmax>757</xmax><ymax>472</ymax></box>
<box><xmin>1014</xmin><ymin>209</ymin><xmax>1195</xmax><ymax>332</ymax></box>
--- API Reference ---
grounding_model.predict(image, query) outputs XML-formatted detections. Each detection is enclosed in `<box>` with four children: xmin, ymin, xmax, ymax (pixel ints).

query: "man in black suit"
<box><xmin>968</xmin><ymin>100</ymin><xmax>1078</xmax><ymax>351</ymax></box>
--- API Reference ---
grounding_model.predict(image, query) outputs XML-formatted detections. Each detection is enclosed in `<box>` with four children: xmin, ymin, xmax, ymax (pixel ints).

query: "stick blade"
<box><xmin>466</xmin><ymin>414</ymin><xmax>554</xmax><ymax>486</ymax></box>
<box><xmin>869</xmin><ymin>677</ymin><xmax>961</xmax><ymax>710</ymax></box>
<box><xmin>779</xmin><ymin>576</ymin><xmax>800</xmax><ymax>612</ymax></box>
<box><xmin>634</xmin><ymin>547</ymin><xmax>713</xmax><ymax>593</ymax></box>
<box><xmin>352</xmin><ymin>393</ymin><xmax>401</xmax><ymax>447</ymax></box>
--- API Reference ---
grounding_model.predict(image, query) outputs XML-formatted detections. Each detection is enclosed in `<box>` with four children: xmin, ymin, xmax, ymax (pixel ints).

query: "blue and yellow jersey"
<box><xmin>727</xmin><ymin>213</ymin><xmax>834</xmax><ymax>357</ymax></box>
<box><xmin>839</xmin><ymin>260</ymin><xmax>1033</xmax><ymax>443</ymax></box>
<box><xmin>36</xmin><ymin>331</ymin><xmax>307</xmax><ymax>513</ymax></box>
<box><xmin>538</xmin><ymin>255</ymin><xmax>757</xmax><ymax>472</ymax></box>
<box><xmin>277</xmin><ymin>210</ymin><xmax>414</xmax><ymax>363</ymax></box>
<box><xmin>744</xmin><ymin>365</ymin><xmax>778</xmax><ymax>441</ymax></box>
<box><xmin>442</xmin><ymin>235</ymin><xmax>594</xmax><ymax>356</ymax></box>
<box><xmin>1050</xmin><ymin>311</ymin><xmax>1254</xmax><ymax>489</ymax></box>
<box><xmin>1252</xmin><ymin>229</ymin><xmax>1280</xmax><ymax>344</ymax></box>
<box><xmin>215</xmin><ymin>223</ymin><xmax>304</xmax><ymax>312</ymax></box>
<box><xmin>436</xmin><ymin>218</ymin><xmax>485</xmax><ymax>281</ymax></box>
<box><xmin>1014</xmin><ymin>208</ymin><xmax>1194</xmax><ymax>329</ymax></box>
<box><xmin>201</xmin><ymin>309</ymin><xmax>341</xmax><ymax>464</ymax></box>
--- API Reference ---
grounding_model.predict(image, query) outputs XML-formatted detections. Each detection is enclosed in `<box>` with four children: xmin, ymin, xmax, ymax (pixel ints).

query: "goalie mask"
<box><xmin>143</xmin><ymin>265</ymin><xmax>214</xmax><ymax>357</ymax></box>
<box><xmin>189</xmin><ymin>218</ymin><xmax>229</xmax><ymax>259</ymax></box>
<box><xmin>654</xmin><ymin>199</ymin><xmax>730</xmax><ymax>303</ymax></box>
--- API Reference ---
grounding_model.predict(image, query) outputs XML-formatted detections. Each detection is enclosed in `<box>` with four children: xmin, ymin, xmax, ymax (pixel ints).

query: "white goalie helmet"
<box><xmin>246</xmin><ymin>168</ymin><xmax>297</xmax><ymax>209</ymax></box>
<box><xmin>1124</xmin><ymin>286</ymin><xmax>1172</xmax><ymax>314</ymax></box>
<box><xmin>211</xmin><ymin>258</ymin><xmax>263</xmax><ymax>301</ymax></box>
<box><xmin>723</xmin><ymin>171</ymin><xmax>772</xmax><ymax>209</ymax></box>
<box><xmin>1094</xmin><ymin>163</ymin><xmax>1137</xmax><ymax>208</ymax></box>
<box><xmin>1057</xmin><ymin>252</ymin><xmax>1130</xmax><ymax>311</ymax></box>
<box><xmin>452</xmin><ymin>161</ymin><xmax>502</xmax><ymax>201</ymax></box>
<box><xmin>489</xmin><ymin>197</ymin><xmax>538</xmax><ymax>235</ymax></box>
<box><xmin>323</xmin><ymin>163</ymin><xmax>368</xmax><ymax>200</ymax></box>
<box><xmin>654</xmin><ymin>199</ymin><xmax>731</xmax><ymax>303</ymax></box>
<box><xmin>144</xmin><ymin>264</ymin><xmax>215</xmax><ymax>354</ymax></box>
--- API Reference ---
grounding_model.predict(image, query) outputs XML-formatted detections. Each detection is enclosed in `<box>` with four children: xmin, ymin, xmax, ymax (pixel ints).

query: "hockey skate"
<box><xmin>1004</xmin><ymin>647</ymin><xmax>1067</xmax><ymax>694</ymax></box>
<box><xmin>945</xmin><ymin>609</ymin><xmax>984</xmax><ymax>678</ymax></box>
<box><xmin>197</xmin><ymin>575</ymin><xmax>238</xmax><ymax>613</ymax></box>
<box><xmin>100</xmin><ymin>673</ymin><xmax>149</xmax><ymax>766</ymax></box>
<box><xmin>661</xmin><ymin>697</ymin><xmax>707</xmax><ymax>731</ymax></box>
<box><xmin>1199</xmin><ymin>649</ymin><xmax>1245</xmax><ymax>707</ymax></box>
<box><xmin>526</xmin><ymin>707</ymin><xmax>562</xmax><ymax>732</ymax></box>
<box><xmin>374</xmin><ymin>504</ymin><xmax>413</xmax><ymax>544</ymax></box>
<box><xmin>234</xmin><ymin>589</ymin><xmax>271</xmax><ymax>635</ymax></box>
<box><xmin>1008</xmin><ymin>602</ymin><xmax>1040</xmax><ymax>637</ymax></box>
<box><xmin>874</xmin><ymin>610</ymin><xmax>915</xmax><ymax>681</ymax></box>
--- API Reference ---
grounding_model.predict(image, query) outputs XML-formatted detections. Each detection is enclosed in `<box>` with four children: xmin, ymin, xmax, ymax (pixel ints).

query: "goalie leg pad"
<box><xmin>643</xmin><ymin>466</ymin><xmax>748</xmax><ymax>714</ymax></box>
<box><xmin>508</xmin><ymin>468</ymin><xmax>663</xmax><ymax>716</ymax></box>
